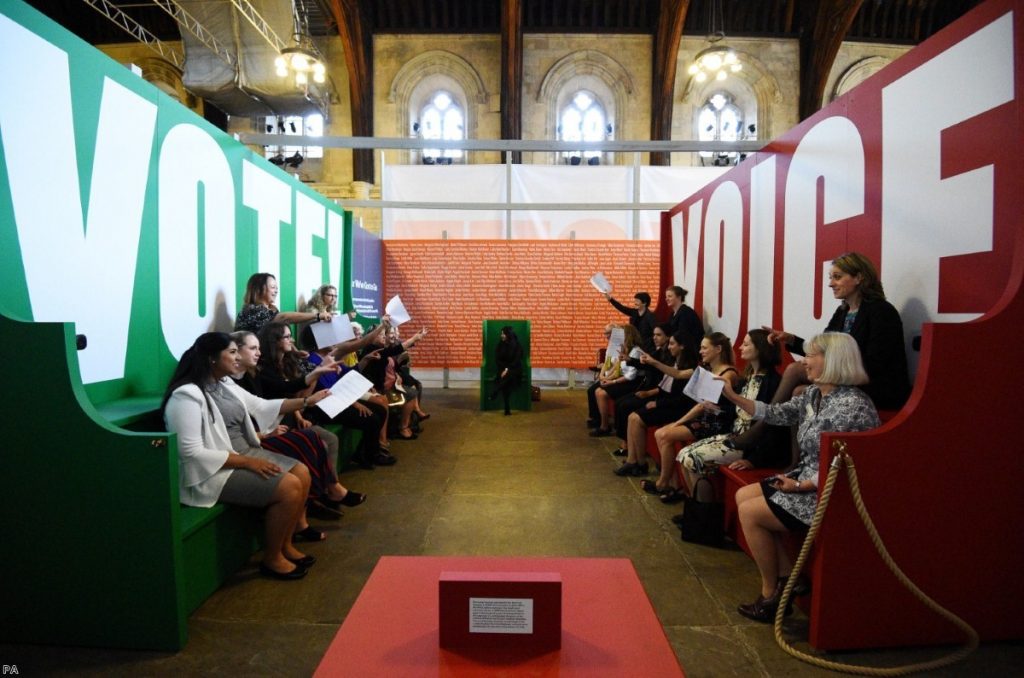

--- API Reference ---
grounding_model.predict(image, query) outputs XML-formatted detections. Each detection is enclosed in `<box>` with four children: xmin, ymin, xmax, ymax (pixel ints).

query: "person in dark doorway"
<box><xmin>604</xmin><ymin>291</ymin><xmax>656</xmax><ymax>348</ymax></box>
<box><xmin>489</xmin><ymin>326</ymin><xmax>523</xmax><ymax>415</ymax></box>
<box><xmin>664</xmin><ymin>285</ymin><xmax>704</xmax><ymax>354</ymax></box>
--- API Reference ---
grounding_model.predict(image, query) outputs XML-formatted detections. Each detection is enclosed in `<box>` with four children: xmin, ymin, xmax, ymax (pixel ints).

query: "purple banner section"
<box><xmin>350</xmin><ymin>221</ymin><xmax>382</xmax><ymax>319</ymax></box>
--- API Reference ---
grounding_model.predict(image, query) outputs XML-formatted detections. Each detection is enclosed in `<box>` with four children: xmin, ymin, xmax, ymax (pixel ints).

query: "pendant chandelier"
<box><xmin>687</xmin><ymin>0</ymin><xmax>742</xmax><ymax>83</ymax></box>
<box><xmin>274</xmin><ymin>0</ymin><xmax>325</xmax><ymax>89</ymax></box>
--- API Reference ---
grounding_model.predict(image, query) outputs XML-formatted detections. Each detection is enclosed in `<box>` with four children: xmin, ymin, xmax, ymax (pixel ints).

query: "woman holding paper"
<box><xmin>228</xmin><ymin>331</ymin><xmax>367</xmax><ymax>532</ymax></box>
<box><xmin>298</xmin><ymin>324</ymin><xmax>394</xmax><ymax>468</ymax></box>
<box><xmin>234</xmin><ymin>273</ymin><xmax>335</xmax><ymax>334</ymax></box>
<box><xmin>257</xmin><ymin>323</ymin><xmax>394</xmax><ymax>467</ymax></box>
<box><xmin>721</xmin><ymin>332</ymin><xmax>879</xmax><ymax>622</ymax></box>
<box><xmin>642</xmin><ymin>332</ymin><xmax>740</xmax><ymax>502</ymax></box>
<box><xmin>163</xmin><ymin>333</ymin><xmax>332</xmax><ymax>579</ymax></box>
<box><xmin>360</xmin><ymin>324</ymin><xmax>428</xmax><ymax>438</ymax></box>
<box><xmin>590</xmin><ymin>324</ymin><xmax>644</xmax><ymax>436</ymax></box>
<box><xmin>613</xmin><ymin>330</ymin><xmax>698</xmax><ymax>477</ymax></box>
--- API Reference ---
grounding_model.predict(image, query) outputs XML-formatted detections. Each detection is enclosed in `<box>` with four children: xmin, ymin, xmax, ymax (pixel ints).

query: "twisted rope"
<box><xmin>773</xmin><ymin>439</ymin><xmax>979</xmax><ymax>675</ymax></box>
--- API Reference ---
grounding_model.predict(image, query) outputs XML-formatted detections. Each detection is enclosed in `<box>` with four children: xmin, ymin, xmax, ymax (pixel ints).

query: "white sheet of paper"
<box><xmin>590</xmin><ymin>272</ymin><xmax>612</xmax><ymax>294</ymax></box>
<box><xmin>628</xmin><ymin>346</ymin><xmax>644</xmax><ymax>359</ymax></box>
<box><xmin>384</xmin><ymin>295</ymin><xmax>411</xmax><ymax>325</ymax></box>
<box><xmin>683</xmin><ymin>366</ymin><xmax>726</xmax><ymax>403</ymax></box>
<box><xmin>316</xmin><ymin>370</ymin><xmax>374</xmax><ymax>419</ymax></box>
<box><xmin>606</xmin><ymin>326</ymin><xmax>625</xmax><ymax>360</ymax></box>
<box><xmin>309</xmin><ymin>316</ymin><xmax>355</xmax><ymax>349</ymax></box>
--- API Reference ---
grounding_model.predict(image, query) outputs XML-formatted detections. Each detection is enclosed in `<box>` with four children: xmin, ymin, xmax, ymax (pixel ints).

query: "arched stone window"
<box><xmin>681</xmin><ymin>50</ymin><xmax>780</xmax><ymax>166</ymax></box>
<box><xmin>418</xmin><ymin>90</ymin><xmax>465</xmax><ymax>162</ymax></box>
<box><xmin>697</xmin><ymin>92</ymin><xmax>748</xmax><ymax>166</ymax></box>
<box><xmin>389</xmin><ymin>51</ymin><xmax>487</xmax><ymax>165</ymax></box>
<box><xmin>539</xmin><ymin>50</ymin><xmax>633</xmax><ymax>165</ymax></box>
<box><xmin>558</xmin><ymin>90</ymin><xmax>609</xmax><ymax>162</ymax></box>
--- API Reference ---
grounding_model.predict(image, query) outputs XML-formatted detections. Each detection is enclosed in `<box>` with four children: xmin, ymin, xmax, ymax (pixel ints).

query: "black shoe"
<box><xmin>504</xmin><ymin>409</ymin><xmax>511</xmax><ymax>416</ymax></box>
<box><xmin>307</xmin><ymin>501</ymin><xmax>343</xmax><ymax>520</ymax></box>
<box><xmin>259</xmin><ymin>562</ymin><xmax>307</xmax><ymax>580</ymax></box>
<box><xmin>612</xmin><ymin>447</ymin><xmax>627</xmax><ymax>457</ymax></box>
<box><xmin>589</xmin><ymin>427</ymin><xmax>613</xmax><ymax>437</ymax></box>
<box><xmin>286</xmin><ymin>554</ymin><xmax>317</xmax><ymax>568</ymax></box>
<box><xmin>671</xmin><ymin>512</ymin><xmax>685</xmax><ymax>525</ymax></box>
<box><xmin>779</xmin><ymin>573</ymin><xmax>811</xmax><ymax>597</ymax></box>
<box><xmin>614</xmin><ymin>462</ymin><xmax>648</xmax><ymax>477</ymax></box>
<box><xmin>374</xmin><ymin>452</ymin><xmax>397</xmax><ymax>466</ymax></box>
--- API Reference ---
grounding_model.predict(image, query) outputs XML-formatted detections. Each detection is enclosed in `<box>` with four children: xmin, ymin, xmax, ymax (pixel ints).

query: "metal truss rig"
<box><xmin>80</xmin><ymin>0</ymin><xmax>184</xmax><ymax>69</ymax></box>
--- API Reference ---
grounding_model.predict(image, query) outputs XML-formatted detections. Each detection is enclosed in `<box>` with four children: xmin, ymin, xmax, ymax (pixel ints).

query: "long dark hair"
<box><xmin>670</xmin><ymin>330</ymin><xmax>699</xmax><ymax>369</ymax></box>
<box><xmin>257</xmin><ymin>323</ymin><xmax>305</xmax><ymax>380</ymax></box>
<box><xmin>497</xmin><ymin>326</ymin><xmax>521</xmax><ymax>360</ymax></box>
<box><xmin>161</xmin><ymin>332</ymin><xmax>232</xmax><ymax>414</ymax></box>
<box><xmin>744</xmin><ymin>328</ymin><xmax>779</xmax><ymax>379</ymax></box>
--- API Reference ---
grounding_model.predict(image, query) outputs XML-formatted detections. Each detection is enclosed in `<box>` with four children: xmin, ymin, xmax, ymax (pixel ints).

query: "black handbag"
<box><xmin>679</xmin><ymin>476</ymin><xmax>724</xmax><ymax>545</ymax></box>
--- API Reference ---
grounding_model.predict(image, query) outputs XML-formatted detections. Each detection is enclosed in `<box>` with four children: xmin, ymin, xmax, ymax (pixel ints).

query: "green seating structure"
<box><xmin>479</xmin><ymin>319</ymin><xmax>532</xmax><ymax>412</ymax></box>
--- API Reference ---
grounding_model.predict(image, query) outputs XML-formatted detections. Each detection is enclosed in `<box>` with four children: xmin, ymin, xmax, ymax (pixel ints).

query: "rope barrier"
<box><xmin>773</xmin><ymin>439</ymin><xmax>979</xmax><ymax>675</ymax></box>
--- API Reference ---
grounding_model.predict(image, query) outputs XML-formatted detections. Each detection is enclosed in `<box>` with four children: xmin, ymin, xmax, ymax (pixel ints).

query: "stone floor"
<box><xmin>1</xmin><ymin>389</ymin><xmax>1020</xmax><ymax>676</ymax></box>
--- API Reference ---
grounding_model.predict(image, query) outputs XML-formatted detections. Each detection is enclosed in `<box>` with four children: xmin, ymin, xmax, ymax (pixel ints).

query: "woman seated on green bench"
<box><xmin>230</xmin><ymin>330</ymin><xmax>368</xmax><ymax>523</ymax></box>
<box><xmin>163</xmin><ymin>332</ymin><xmax>331</xmax><ymax>581</ymax></box>
<box><xmin>718</xmin><ymin>332</ymin><xmax>880</xmax><ymax>622</ymax></box>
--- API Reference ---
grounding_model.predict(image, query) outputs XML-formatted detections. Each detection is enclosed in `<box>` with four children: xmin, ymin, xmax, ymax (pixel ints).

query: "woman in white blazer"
<box><xmin>162</xmin><ymin>332</ymin><xmax>330</xmax><ymax>580</ymax></box>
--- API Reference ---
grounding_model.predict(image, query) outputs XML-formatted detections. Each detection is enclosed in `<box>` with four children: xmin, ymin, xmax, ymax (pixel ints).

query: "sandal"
<box><xmin>659</xmin><ymin>488</ymin><xmax>686</xmax><ymax>504</ymax></box>
<box><xmin>640</xmin><ymin>479</ymin><xmax>663</xmax><ymax>495</ymax></box>
<box><xmin>293</xmin><ymin>526</ymin><xmax>326</xmax><ymax>542</ymax></box>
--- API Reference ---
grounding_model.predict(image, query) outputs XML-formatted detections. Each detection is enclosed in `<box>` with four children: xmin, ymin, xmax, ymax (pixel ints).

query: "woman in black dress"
<box><xmin>490</xmin><ymin>326</ymin><xmax>523</xmax><ymax>415</ymax></box>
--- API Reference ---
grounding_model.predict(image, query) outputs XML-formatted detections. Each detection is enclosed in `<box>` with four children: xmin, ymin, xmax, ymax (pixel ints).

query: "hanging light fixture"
<box><xmin>274</xmin><ymin>0</ymin><xmax>326</xmax><ymax>89</ymax></box>
<box><xmin>688</xmin><ymin>0</ymin><xmax>742</xmax><ymax>83</ymax></box>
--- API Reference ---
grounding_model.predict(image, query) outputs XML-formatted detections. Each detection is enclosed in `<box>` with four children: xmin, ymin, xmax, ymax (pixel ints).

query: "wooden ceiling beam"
<box><xmin>502</xmin><ymin>0</ymin><xmax>524</xmax><ymax>163</ymax></box>
<box><xmin>651</xmin><ymin>0</ymin><xmax>690</xmax><ymax>166</ymax></box>
<box><xmin>799</xmin><ymin>0</ymin><xmax>865</xmax><ymax>120</ymax></box>
<box><xmin>326</xmin><ymin>0</ymin><xmax>375</xmax><ymax>182</ymax></box>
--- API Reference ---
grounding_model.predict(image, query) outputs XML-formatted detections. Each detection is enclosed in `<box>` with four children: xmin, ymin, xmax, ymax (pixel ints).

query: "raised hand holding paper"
<box><xmin>590</xmin><ymin>272</ymin><xmax>612</xmax><ymax>294</ymax></box>
<box><xmin>683</xmin><ymin>366</ymin><xmax>725</xmax><ymax>404</ymax></box>
<box><xmin>317</xmin><ymin>370</ymin><xmax>375</xmax><ymax>419</ymax></box>
<box><xmin>384</xmin><ymin>295</ymin><xmax>411</xmax><ymax>325</ymax></box>
<box><xmin>310</xmin><ymin>316</ymin><xmax>355</xmax><ymax>349</ymax></box>
<box><xmin>606</xmin><ymin>326</ymin><xmax>625</xmax><ymax>359</ymax></box>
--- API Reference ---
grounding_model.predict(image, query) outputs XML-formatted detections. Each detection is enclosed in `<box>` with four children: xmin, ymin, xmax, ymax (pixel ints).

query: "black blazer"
<box><xmin>789</xmin><ymin>298</ymin><xmax>911</xmax><ymax>410</ymax></box>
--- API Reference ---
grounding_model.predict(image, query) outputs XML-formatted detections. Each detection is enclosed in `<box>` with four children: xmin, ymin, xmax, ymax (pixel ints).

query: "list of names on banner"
<box><xmin>383</xmin><ymin>240</ymin><xmax>660</xmax><ymax>367</ymax></box>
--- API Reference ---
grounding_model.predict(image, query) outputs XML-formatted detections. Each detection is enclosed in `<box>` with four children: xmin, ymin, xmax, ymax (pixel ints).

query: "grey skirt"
<box><xmin>218</xmin><ymin>448</ymin><xmax>298</xmax><ymax>508</ymax></box>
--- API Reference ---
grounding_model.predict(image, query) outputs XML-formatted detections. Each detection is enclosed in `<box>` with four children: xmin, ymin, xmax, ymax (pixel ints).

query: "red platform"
<box><xmin>315</xmin><ymin>556</ymin><xmax>685</xmax><ymax>677</ymax></box>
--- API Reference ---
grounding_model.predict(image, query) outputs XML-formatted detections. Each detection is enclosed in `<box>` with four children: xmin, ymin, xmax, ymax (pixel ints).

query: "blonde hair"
<box><xmin>804</xmin><ymin>332</ymin><xmax>868</xmax><ymax>386</ymax></box>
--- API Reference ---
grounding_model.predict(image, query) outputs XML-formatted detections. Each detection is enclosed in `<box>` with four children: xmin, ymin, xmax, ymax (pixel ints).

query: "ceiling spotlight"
<box><xmin>269</xmin><ymin>154</ymin><xmax>285</xmax><ymax>166</ymax></box>
<box><xmin>289</xmin><ymin>121</ymin><xmax>297</xmax><ymax>133</ymax></box>
<box><xmin>286</xmin><ymin>152</ymin><xmax>304</xmax><ymax>168</ymax></box>
<box><xmin>266</xmin><ymin>124</ymin><xmax>273</xmax><ymax>133</ymax></box>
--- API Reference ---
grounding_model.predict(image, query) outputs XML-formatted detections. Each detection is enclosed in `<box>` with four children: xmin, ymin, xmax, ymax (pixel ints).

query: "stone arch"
<box><xmin>537</xmin><ymin>50</ymin><xmax>634</xmax><ymax>163</ymax></box>
<box><xmin>681</xmin><ymin>50</ymin><xmax>781</xmax><ymax>141</ymax></box>
<box><xmin>389</xmin><ymin>50</ymin><xmax>488</xmax><ymax>163</ymax></box>
<box><xmin>831</xmin><ymin>56</ymin><xmax>892</xmax><ymax>102</ymax></box>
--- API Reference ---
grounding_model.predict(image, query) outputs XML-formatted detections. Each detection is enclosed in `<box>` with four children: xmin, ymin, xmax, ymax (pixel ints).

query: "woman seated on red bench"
<box><xmin>718</xmin><ymin>332</ymin><xmax>880</xmax><ymax>622</ymax></box>
<box><xmin>612</xmin><ymin>330</ymin><xmax>698</xmax><ymax>477</ymax></box>
<box><xmin>642</xmin><ymin>332</ymin><xmax>741</xmax><ymax>503</ymax></box>
<box><xmin>671</xmin><ymin>330</ymin><xmax>790</xmax><ymax>498</ymax></box>
<box><xmin>731</xmin><ymin>252</ymin><xmax>909</xmax><ymax>453</ymax></box>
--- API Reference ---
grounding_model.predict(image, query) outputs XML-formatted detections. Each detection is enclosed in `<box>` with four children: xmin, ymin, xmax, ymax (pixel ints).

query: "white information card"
<box><xmin>384</xmin><ymin>295</ymin><xmax>411</xmax><ymax>326</ymax></box>
<box><xmin>468</xmin><ymin>597</ymin><xmax>534</xmax><ymax>634</ymax></box>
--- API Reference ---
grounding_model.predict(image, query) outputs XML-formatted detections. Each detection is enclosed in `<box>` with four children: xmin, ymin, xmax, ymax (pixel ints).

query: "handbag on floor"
<box><xmin>679</xmin><ymin>476</ymin><xmax>724</xmax><ymax>545</ymax></box>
